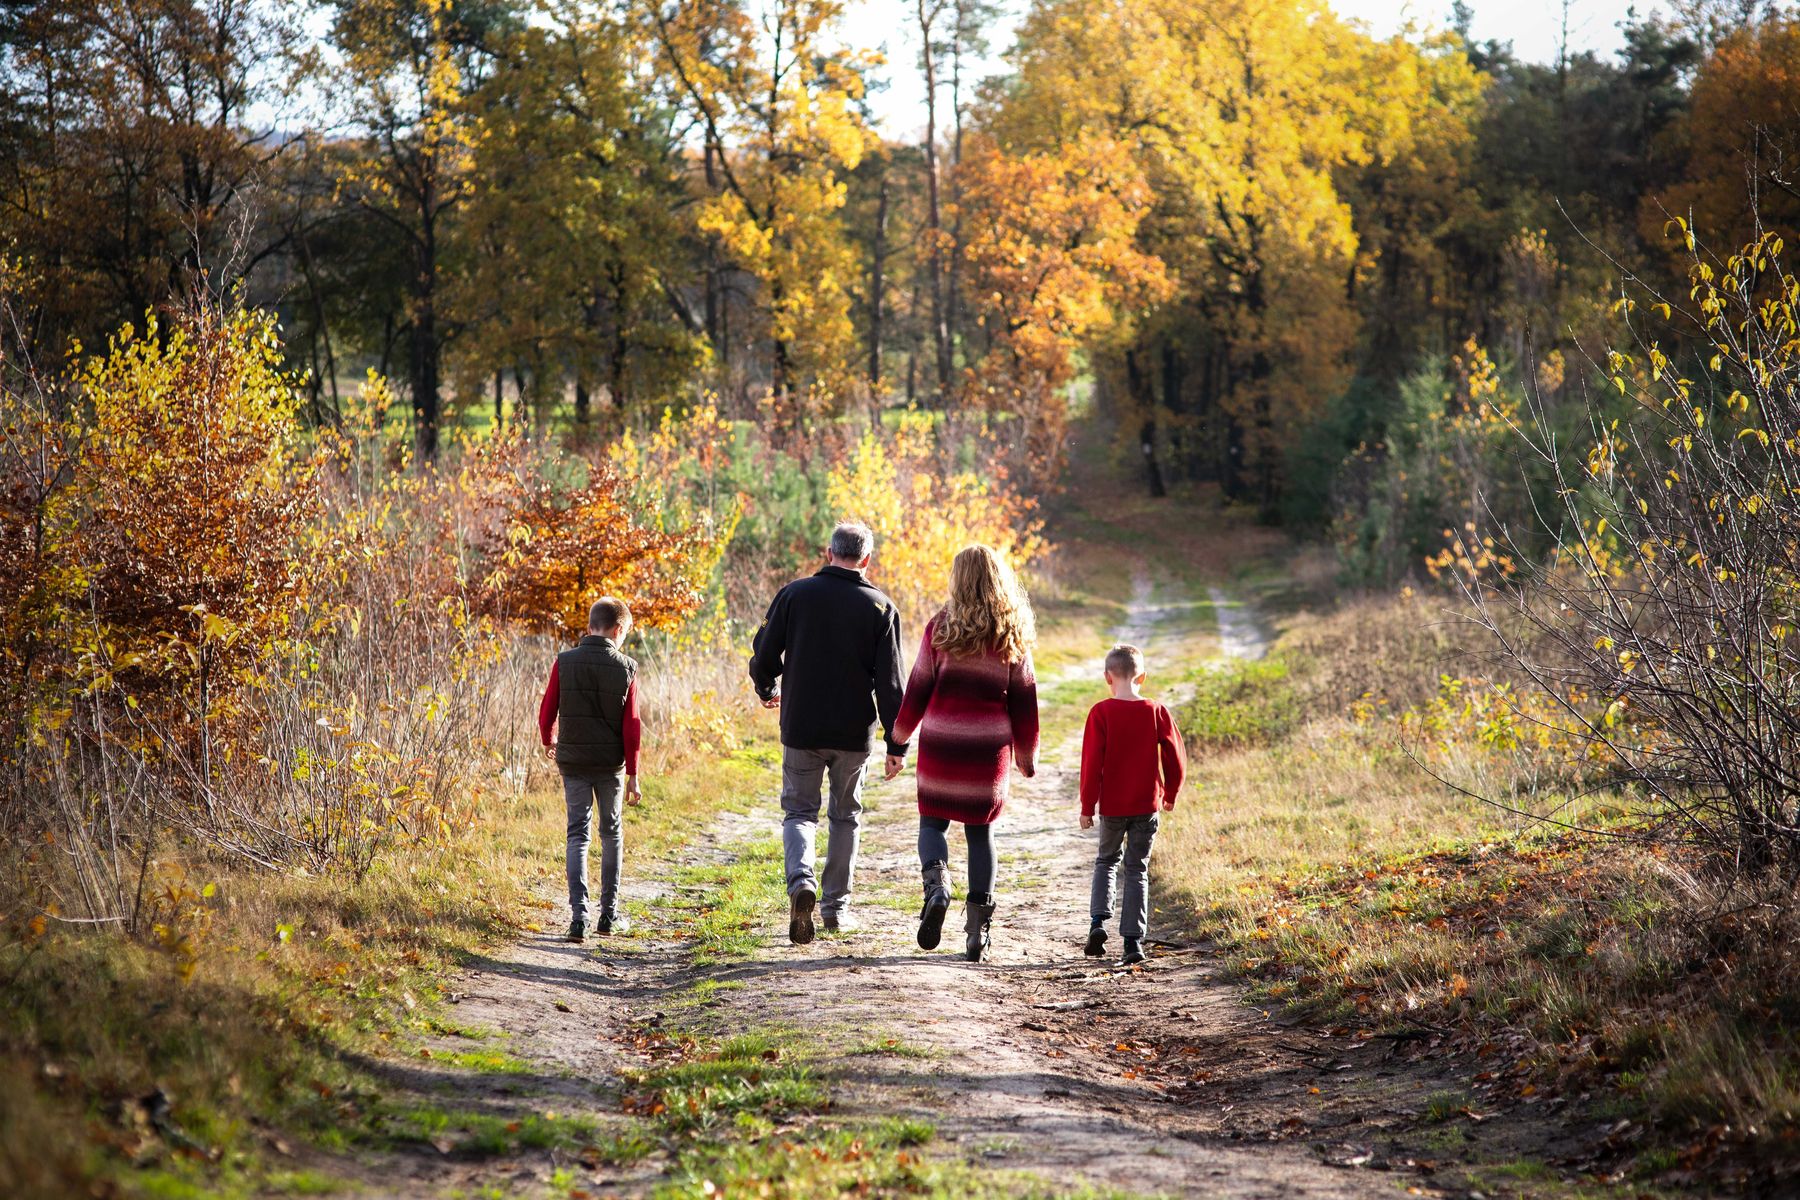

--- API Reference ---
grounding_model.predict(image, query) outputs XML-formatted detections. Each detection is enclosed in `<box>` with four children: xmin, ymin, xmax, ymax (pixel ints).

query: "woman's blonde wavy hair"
<box><xmin>931</xmin><ymin>544</ymin><xmax>1036</xmax><ymax>662</ymax></box>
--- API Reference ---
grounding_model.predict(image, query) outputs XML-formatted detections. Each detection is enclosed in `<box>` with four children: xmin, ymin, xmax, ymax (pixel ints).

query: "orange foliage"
<box><xmin>955</xmin><ymin>134</ymin><xmax>1171</xmax><ymax>475</ymax></box>
<box><xmin>473</xmin><ymin>441</ymin><xmax>711</xmax><ymax>640</ymax></box>
<box><xmin>1650</xmin><ymin>20</ymin><xmax>1800</xmax><ymax>258</ymax></box>
<box><xmin>75</xmin><ymin>304</ymin><xmax>319</xmax><ymax>706</ymax></box>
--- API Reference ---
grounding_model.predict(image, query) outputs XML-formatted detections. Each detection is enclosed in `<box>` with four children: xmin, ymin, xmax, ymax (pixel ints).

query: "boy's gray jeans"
<box><xmin>1091</xmin><ymin>812</ymin><xmax>1161</xmax><ymax>940</ymax></box>
<box><xmin>564</xmin><ymin>770</ymin><xmax>624</xmax><ymax>924</ymax></box>
<box><xmin>779</xmin><ymin>746</ymin><xmax>869</xmax><ymax>915</ymax></box>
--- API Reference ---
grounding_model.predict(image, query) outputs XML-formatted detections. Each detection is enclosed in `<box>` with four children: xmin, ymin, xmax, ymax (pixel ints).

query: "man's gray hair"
<box><xmin>829</xmin><ymin>521</ymin><xmax>874</xmax><ymax>562</ymax></box>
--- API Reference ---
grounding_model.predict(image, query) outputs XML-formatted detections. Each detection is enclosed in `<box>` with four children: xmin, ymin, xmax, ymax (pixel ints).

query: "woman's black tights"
<box><xmin>918</xmin><ymin>816</ymin><xmax>995</xmax><ymax>896</ymax></box>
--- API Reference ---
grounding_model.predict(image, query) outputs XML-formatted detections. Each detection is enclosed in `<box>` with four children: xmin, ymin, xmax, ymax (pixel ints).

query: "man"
<box><xmin>750</xmin><ymin>521</ymin><xmax>908</xmax><ymax>944</ymax></box>
<box><xmin>539</xmin><ymin>597</ymin><xmax>643</xmax><ymax>942</ymax></box>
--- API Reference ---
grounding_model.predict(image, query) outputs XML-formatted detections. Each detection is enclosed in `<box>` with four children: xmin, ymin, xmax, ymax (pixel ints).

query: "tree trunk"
<box><xmin>1126</xmin><ymin>349</ymin><xmax>1166</xmax><ymax>498</ymax></box>
<box><xmin>1162</xmin><ymin>342</ymin><xmax>1185</xmax><ymax>471</ymax></box>
<box><xmin>411</xmin><ymin>299</ymin><xmax>440</xmax><ymax>459</ymax></box>
<box><xmin>918</xmin><ymin>0</ymin><xmax>952</xmax><ymax>401</ymax></box>
<box><xmin>947</xmin><ymin>0</ymin><xmax>971</xmax><ymax>373</ymax></box>
<box><xmin>868</xmin><ymin>170</ymin><xmax>889</xmax><ymax>391</ymax></box>
<box><xmin>703</xmin><ymin>142</ymin><xmax>728</xmax><ymax>374</ymax></box>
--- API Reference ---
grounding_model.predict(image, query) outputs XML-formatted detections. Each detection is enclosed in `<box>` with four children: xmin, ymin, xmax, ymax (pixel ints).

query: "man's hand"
<box><xmin>1159</xmin><ymin>798</ymin><xmax>1174</xmax><ymax>812</ymax></box>
<box><xmin>1079</xmin><ymin>812</ymin><xmax>1095</xmax><ymax>830</ymax></box>
<box><xmin>760</xmin><ymin>692</ymin><xmax>781</xmax><ymax>710</ymax></box>
<box><xmin>625</xmin><ymin>775</ymin><xmax>642</xmax><ymax>805</ymax></box>
<box><xmin>883</xmin><ymin>754</ymin><xmax>904</xmax><ymax>781</ymax></box>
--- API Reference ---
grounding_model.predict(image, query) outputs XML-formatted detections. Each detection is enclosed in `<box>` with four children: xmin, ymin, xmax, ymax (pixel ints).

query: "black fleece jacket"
<box><xmin>748</xmin><ymin>565</ymin><xmax>909</xmax><ymax>757</ymax></box>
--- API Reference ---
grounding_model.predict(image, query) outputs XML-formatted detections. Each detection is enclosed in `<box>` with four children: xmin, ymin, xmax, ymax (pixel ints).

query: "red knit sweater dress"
<box><xmin>891</xmin><ymin>615</ymin><xmax>1041</xmax><ymax>825</ymax></box>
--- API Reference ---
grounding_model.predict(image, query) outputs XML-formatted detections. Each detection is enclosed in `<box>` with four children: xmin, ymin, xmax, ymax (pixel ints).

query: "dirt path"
<box><xmin>651</xmin><ymin>571</ymin><xmax>1450</xmax><ymax>1199</ymax></box>
<box><xmin>350</xmin><ymin>561</ymin><xmax>1508</xmax><ymax>1198</ymax></box>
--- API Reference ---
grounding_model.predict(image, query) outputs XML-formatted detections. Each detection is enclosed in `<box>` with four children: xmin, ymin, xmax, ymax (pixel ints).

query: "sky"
<box><xmin>850</xmin><ymin>0</ymin><xmax>1672</xmax><ymax>138</ymax></box>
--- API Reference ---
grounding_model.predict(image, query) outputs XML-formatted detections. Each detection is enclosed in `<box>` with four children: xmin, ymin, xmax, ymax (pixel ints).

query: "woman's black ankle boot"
<box><xmin>964</xmin><ymin>892</ymin><xmax>995</xmax><ymax>962</ymax></box>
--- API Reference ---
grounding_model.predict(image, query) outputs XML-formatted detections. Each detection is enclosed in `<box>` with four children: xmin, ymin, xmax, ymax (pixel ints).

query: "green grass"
<box><xmin>1176</xmin><ymin>654</ymin><xmax>1300</xmax><ymax>748</ymax></box>
<box><xmin>653</xmin><ymin>1116</ymin><xmax>1138</xmax><ymax>1200</ymax></box>
<box><xmin>849</xmin><ymin>1035</ymin><xmax>942</xmax><ymax>1060</ymax></box>
<box><xmin>369</xmin><ymin>1102</ymin><xmax>650</xmax><ymax>1162</ymax></box>
<box><xmin>667</xmin><ymin>840</ymin><xmax>789</xmax><ymax>965</ymax></box>
<box><xmin>422</xmin><ymin>1047</ymin><xmax>538</xmax><ymax>1074</ymax></box>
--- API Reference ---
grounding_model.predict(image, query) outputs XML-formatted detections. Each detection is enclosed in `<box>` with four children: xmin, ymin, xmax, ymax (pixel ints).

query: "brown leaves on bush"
<box><xmin>472</xmin><ymin>441</ymin><xmax>709</xmax><ymax>640</ymax></box>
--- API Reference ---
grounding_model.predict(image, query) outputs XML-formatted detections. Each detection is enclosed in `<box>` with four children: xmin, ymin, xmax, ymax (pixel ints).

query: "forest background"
<box><xmin>8</xmin><ymin>0</ymin><xmax>1800</xmax><ymax>1194</ymax></box>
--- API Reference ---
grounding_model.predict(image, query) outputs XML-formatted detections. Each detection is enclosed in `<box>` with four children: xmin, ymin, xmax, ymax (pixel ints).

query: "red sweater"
<box><xmin>1079</xmin><ymin>697</ymin><xmax>1186</xmax><ymax>818</ymax></box>
<box><xmin>891</xmin><ymin>617</ymin><xmax>1040</xmax><ymax>825</ymax></box>
<box><xmin>537</xmin><ymin>661</ymin><xmax>642</xmax><ymax>774</ymax></box>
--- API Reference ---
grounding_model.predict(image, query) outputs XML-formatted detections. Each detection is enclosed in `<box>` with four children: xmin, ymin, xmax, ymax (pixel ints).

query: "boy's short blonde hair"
<box><xmin>1104</xmin><ymin>644</ymin><xmax>1144</xmax><ymax>678</ymax></box>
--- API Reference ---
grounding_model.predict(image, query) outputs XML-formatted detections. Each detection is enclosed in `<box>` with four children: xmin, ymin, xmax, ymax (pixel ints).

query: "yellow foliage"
<box><xmin>825</xmin><ymin>415</ymin><xmax>1045</xmax><ymax>630</ymax></box>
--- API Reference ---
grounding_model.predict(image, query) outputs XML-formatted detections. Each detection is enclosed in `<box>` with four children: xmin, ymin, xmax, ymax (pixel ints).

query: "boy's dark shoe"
<box><xmin>1121</xmin><ymin>938</ymin><xmax>1146</xmax><ymax>966</ymax></box>
<box><xmin>822</xmin><ymin>908</ymin><xmax>858</xmax><ymax>934</ymax></box>
<box><xmin>598</xmin><ymin>911</ymin><xmax>630</xmax><ymax>936</ymax></box>
<box><xmin>566</xmin><ymin>919</ymin><xmax>585</xmax><ymax>943</ymax></box>
<box><xmin>789</xmin><ymin>886</ymin><xmax>817</xmax><ymax>945</ymax></box>
<box><xmin>1084</xmin><ymin>922</ymin><xmax>1108</xmax><ymax>957</ymax></box>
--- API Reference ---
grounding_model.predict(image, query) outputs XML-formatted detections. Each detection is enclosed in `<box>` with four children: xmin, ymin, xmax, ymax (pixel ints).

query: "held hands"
<box><xmin>883</xmin><ymin>754</ymin><xmax>904</xmax><ymax>781</ymax></box>
<box><xmin>760</xmin><ymin>692</ymin><xmax>781</xmax><ymax>710</ymax></box>
<box><xmin>1079</xmin><ymin>812</ymin><xmax>1095</xmax><ymax>830</ymax></box>
<box><xmin>625</xmin><ymin>775</ymin><xmax>642</xmax><ymax>806</ymax></box>
<box><xmin>1160</xmin><ymin>798</ymin><xmax>1175</xmax><ymax>812</ymax></box>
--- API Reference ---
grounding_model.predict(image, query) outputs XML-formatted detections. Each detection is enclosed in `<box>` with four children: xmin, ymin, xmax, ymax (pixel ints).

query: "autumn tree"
<box><xmin>0</xmin><ymin>0</ymin><xmax>299</xmax><ymax>356</ymax></box>
<box><xmin>1650</xmin><ymin>18</ymin><xmax>1800</xmax><ymax>258</ymax></box>
<box><xmin>324</xmin><ymin>0</ymin><xmax>513</xmax><ymax>457</ymax></box>
<box><xmin>644</xmin><ymin>0</ymin><xmax>875</xmax><ymax>414</ymax></box>
<box><xmin>448</xmin><ymin>3</ymin><xmax>705</xmax><ymax>428</ymax></box>
<box><xmin>955</xmin><ymin>134</ymin><xmax>1170</xmax><ymax>475</ymax></box>
<box><xmin>473</xmin><ymin>441</ymin><xmax>710</xmax><ymax>638</ymax></box>
<box><xmin>992</xmin><ymin>0</ymin><xmax>1476</xmax><ymax>501</ymax></box>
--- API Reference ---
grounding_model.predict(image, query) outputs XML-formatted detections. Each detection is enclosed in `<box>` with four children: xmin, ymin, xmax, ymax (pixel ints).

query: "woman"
<box><xmin>891</xmin><ymin>544</ymin><xmax>1040</xmax><ymax>961</ymax></box>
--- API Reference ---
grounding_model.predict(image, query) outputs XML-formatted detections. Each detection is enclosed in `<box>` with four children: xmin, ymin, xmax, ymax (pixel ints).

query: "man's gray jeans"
<box><xmin>1090</xmin><ymin>812</ymin><xmax>1161</xmax><ymax>940</ymax></box>
<box><xmin>564</xmin><ymin>770</ymin><xmax>624</xmax><ymax>924</ymax></box>
<box><xmin>779</xmin><ymin>746</ymin><xmax>869</xmax><ymax>915</ymax></box>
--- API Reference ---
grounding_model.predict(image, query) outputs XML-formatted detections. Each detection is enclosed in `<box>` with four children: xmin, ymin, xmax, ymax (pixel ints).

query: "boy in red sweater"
<box><xmin>1079</xmin><ymin>644</ymin><xmax>1187</xmax><ymax>965</ymax></box>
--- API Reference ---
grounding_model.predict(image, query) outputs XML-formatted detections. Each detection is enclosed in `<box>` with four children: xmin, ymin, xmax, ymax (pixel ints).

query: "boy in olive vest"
<box><xmin>539</xmin><ymin>597</ymin><xmax>642</xmax><ymax>941</ymax></box>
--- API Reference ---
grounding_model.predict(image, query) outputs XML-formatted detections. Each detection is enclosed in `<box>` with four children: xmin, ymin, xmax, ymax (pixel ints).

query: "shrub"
<box><xmin>825</xmin><ymin>413</ymin><xmax>1045</xmax><ymax>631</ymax></box>
<box><xmin>1458</xmin><ymin>226</ymin><xmax>1800</xmax><ymax>874</ymax></box>
<box><xmin>0</xmin><ymin>299</ymin><xmax>719</xmax><ymax>915</ymax></box>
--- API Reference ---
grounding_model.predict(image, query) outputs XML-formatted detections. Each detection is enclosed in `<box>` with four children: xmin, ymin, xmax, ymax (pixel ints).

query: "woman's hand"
<box><xmin>1079</xmin><ymin>812</ymin><xmax>1095</xmax><ymax>830</ymax></box>
<box><xmin>884</xmin><ymin>754</ymin><xmax>904</xmax><ymax>781</ymax></box>
<box><xmin>1017</xmin><ymin>755</ymin><xmax>1036</xmax><ymax>779</ymax></box>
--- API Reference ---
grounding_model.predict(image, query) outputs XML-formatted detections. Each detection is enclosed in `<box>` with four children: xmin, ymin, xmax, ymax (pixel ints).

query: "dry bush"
<box><xmin>1447</xmin><ymin>227</ymin><xmax>1800</xmax><ymax>874</ymax></box>
<box><xmin>0</xmin><ymin>299</ymin><xmax>717</xmax><ymax>931</ymax></box>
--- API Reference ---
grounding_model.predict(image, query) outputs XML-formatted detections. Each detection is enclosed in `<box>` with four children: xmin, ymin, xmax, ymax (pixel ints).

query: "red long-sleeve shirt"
<box><xmin>1079</xmin><ymin>697</ymin><xmax>1186</xmax><ymax>818</ymax></box>
<box><xmin>537</xmin><ymin>661</ymin><xmax>641</xmax><ymax>774</ymax></box>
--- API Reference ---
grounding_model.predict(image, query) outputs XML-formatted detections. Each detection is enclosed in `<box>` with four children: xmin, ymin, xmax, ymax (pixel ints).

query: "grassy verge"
<box><xmin>0</xmin><ymin>732</ymin><xmax>779</xmax><ymax>1198</ymax></box>
<box><xmin>1150</xmin><ymin>577</ymin><xmax>1800</xmax><ymax>1184</ymax></box>
<box><xmin>666</xmin><ymin>839</ymin><xmax>790</xmax><ymax>966</ymax></box>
